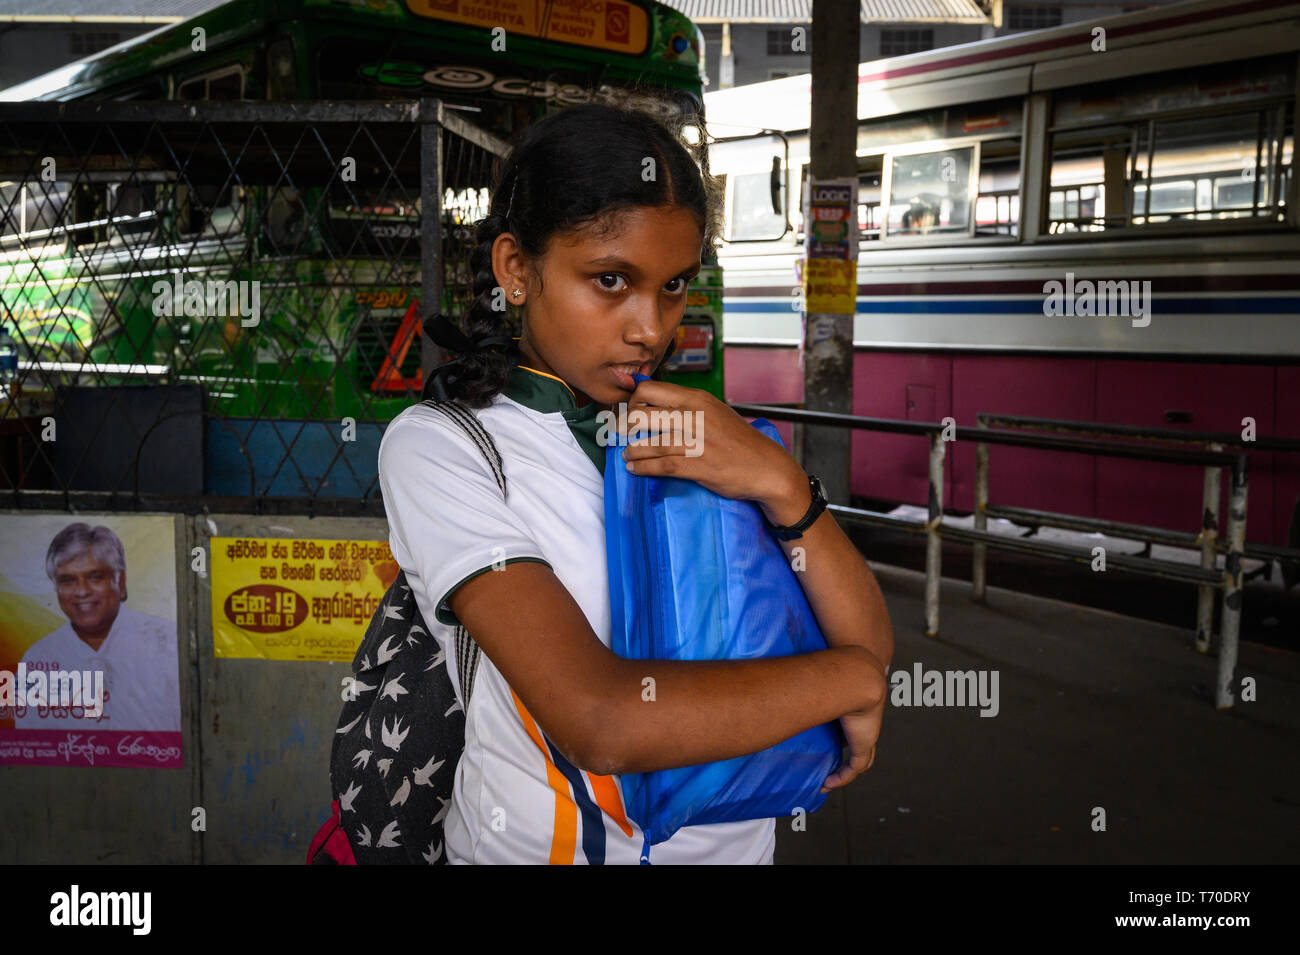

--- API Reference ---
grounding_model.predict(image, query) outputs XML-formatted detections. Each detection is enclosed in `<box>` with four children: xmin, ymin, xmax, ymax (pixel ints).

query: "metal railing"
<box><xmin>731</xmin><ymin>401</ymin><xmax>1258</xmax><ymax>710</ymax></box>
<box><xmin>974</xmin><ymin>413</ymin><xmax>1300</xmax><ymax>656</ymax></box>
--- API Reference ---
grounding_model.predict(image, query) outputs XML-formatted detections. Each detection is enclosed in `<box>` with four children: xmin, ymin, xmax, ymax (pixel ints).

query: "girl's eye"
<box><xmin>596</xmin><ymin>274</ymin><xmax>692</xmax><ymax>294</ymax></box>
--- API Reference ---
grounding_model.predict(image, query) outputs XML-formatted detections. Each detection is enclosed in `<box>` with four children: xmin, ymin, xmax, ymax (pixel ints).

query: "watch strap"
<box><xmin>764</xmin><ymin>474</ymin><xmax>826</xmax><ymax>541</ymax></box>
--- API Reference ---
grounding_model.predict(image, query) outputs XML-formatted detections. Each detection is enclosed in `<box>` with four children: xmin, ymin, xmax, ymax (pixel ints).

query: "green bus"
<box><xmin>0</xmin><ymin>0</ymin><xmax>724</xmax><ymax>454</ymax></box>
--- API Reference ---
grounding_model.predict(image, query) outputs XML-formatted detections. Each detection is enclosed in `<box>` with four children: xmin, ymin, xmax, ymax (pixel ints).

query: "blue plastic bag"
<box><xmin>604</xmin><ymin>376</ymin><xmax>844</xmax><ymax>862</ymax></box>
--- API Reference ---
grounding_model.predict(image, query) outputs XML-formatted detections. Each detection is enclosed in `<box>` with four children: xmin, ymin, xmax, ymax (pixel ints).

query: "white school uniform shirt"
<box><xmin>15</xmin><ymin>603</ymin><xmax>181</xmax><ymax>732</ymax></box>
<box><xmin>377</xmin><ymin>362</ymin><xmax>776</xmax><ymax>864</ymax></box>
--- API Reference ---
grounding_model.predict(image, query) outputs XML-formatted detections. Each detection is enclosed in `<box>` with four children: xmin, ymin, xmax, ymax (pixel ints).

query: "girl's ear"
<box><xmin>490</xmin><ymin>232</ymin><xmax>528</xmax><ymax>297</ymax></box>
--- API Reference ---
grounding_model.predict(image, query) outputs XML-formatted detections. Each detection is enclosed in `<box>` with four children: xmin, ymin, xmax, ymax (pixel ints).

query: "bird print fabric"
<box><xmin>327</xmin><ymin>569</ymin><xmax>471</xmax><ymax>864</ymax></box>
<box><xmin>319</xmin><ymin>399</ymin><xmax>495</xmax><ymax>865</ymax></box>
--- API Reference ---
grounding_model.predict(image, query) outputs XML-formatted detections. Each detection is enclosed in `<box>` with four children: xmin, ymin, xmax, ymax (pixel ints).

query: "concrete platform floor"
<box><xmin>775</xmin><ymin>563</ymin><xmax>1300</xmax><ymax>864</ymax></box>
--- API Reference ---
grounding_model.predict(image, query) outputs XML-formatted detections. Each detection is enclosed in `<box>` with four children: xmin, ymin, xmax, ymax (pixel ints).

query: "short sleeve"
<box><xmin>378</xmin><ymin>406</ymin><xmax>551</xmax><ymax>628</ymax></box>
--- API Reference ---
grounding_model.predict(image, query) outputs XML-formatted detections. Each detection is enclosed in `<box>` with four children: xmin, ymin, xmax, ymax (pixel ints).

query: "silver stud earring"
<box><xmin>512</xmin><ymin>289</ymin><xmax>522</xmax><ymax>299</ymax></box>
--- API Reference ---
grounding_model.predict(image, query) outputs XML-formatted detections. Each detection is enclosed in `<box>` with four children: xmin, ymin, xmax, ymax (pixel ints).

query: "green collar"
<box><xmin>502</xmin><ymin>364</ymin><xmax>605</xmax><ymax>477</ymax></box>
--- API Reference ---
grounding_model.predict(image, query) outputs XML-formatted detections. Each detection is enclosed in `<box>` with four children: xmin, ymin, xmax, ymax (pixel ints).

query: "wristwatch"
<box><xmin>764</xmin><ymin>474</ymin><xmax>828</xmax><ymax>541</ymax></box>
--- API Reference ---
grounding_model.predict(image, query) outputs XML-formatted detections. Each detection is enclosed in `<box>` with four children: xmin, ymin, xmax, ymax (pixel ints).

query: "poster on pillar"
<box><xmin>210</xmin><ymin>536</ymin><xmax>397</xmax><ymax>662</ymax></box>
<box><xmin>800</xmin><ymin>175</ymin><xmax>858</xmax><ymax>315</ymax></box>
<box><xmin>0</xmin><ymin>514</ymin><xmax>182</xmax><ymax>768</ymax></box>
<box><xmin>805</xmin><ymin>313</ymin><xmax>854</xmax><ymax>363</ymax></box>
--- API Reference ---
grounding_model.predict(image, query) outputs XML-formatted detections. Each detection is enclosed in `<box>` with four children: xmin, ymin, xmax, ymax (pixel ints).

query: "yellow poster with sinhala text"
<box><xmin>803</xmin><ymin>259</ymin><xmax>857</xmax><ymax>314</ymax></box>
<box><xmin>210</xmin><ymin>537</ymin><xmax>399</xmax><ymax>661</ymax></box>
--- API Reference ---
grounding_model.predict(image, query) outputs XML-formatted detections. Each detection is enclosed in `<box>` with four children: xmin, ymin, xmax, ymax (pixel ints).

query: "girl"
<box><xmin>376</xmin><ymin>101</ymin><xmax>894</xmax><ymax>864</ymax></box>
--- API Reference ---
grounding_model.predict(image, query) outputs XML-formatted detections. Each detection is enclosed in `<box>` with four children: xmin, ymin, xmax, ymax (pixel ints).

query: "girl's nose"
<box><xmin>625</xmin><ymin>302</ymin><xmax>669</xmax><ymax>348</ymax></box>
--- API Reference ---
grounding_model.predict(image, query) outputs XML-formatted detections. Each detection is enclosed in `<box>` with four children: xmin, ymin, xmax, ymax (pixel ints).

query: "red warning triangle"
<box><xmin>370</xmin><ymin>296</ymin><xmax>423</xmax><ymax>393</ymax></box>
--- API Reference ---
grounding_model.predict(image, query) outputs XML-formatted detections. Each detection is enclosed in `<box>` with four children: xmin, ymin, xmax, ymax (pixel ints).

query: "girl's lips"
<box><xmin>610</xmin><ymin>361</ymin><xmax>649</xmax><ymax>391</ymax></box>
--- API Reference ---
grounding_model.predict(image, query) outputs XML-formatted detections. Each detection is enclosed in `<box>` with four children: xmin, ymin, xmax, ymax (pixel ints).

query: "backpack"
<box><xmin>307</xmin><ymin>398</ymin><xmax>506</xmax><ymax>864</ymax></box>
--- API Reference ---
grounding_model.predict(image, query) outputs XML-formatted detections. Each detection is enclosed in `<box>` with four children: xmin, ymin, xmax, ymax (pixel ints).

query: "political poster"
<box><xmin>210</xmin><ymin>536</ymin><xmax>396</xmax><ymax>662</ymax></box>
<box><xmin>0</xmin><ymin>514</ymin><xmax>181</xmax><ymax>768</ymax></box>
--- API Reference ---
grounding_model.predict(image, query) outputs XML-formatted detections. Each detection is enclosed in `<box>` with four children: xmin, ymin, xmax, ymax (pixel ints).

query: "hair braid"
<box><xmin>438</xmin><ymin>204</ymin><xmax>523</xmax><ymax>408</ymax></box>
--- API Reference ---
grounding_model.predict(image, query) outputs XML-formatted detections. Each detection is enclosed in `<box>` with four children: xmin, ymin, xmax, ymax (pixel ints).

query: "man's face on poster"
<box><xmin>54</xmin><ymin>552</ymin><xmax>124</xmax><ymax>633</ymax></box>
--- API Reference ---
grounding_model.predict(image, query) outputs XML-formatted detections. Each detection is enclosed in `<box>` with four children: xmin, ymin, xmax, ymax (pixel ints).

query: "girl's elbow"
<box><xmin>546</xmin><ymin>724</ymin><xmax>611</xmax><ymax>775</ymax></box>
<box><xmin>565</xmin><ymin>734</ymin><xmax>627</xmax><ymax>777</ymax></box>
<box><xmin>573</xmin><ymin>743</ymin><xmax>627</xmax><ymax>777</ymax></box>
<box><xmin>568</xmin><ymin>695</ymin><xmax>638</xmax><ymax>776</ymax></box>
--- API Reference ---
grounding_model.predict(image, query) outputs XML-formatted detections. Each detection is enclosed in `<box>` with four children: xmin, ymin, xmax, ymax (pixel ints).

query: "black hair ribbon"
<box><xmin>421</xmin><ymin>312</ymin><xmax>516</xmax><ymax>402</ymax></box>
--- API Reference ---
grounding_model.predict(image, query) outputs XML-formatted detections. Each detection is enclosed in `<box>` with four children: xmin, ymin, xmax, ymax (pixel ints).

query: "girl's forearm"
<box><xmin>758</xmin><ymin>473</ymin><xmax>895</xmax><ymax>677</ymax></box>
<box><xmin>588</xmin><ymin>645</ymin><xmax>883</xmax><ymax>776</ymax></box>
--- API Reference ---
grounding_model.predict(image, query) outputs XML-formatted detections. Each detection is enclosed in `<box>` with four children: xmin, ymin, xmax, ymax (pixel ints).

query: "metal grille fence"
<box><xmin>0</xmin><ymin>98</ymin><xmax>509</xmax><ymax>515</ymax></box>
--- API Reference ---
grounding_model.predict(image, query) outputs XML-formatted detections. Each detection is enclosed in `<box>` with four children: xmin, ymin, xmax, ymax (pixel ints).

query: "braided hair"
<box><xmin>425</xmin><ymin>95</ymin><xmax>721</xmax><ymax>408</ymax></box>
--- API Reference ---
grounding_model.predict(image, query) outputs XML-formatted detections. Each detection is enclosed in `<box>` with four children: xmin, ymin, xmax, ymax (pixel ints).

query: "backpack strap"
<box><xmin>418</xmin><ymin>397</ymin><xmax>506</xmax><ymax>707</ymax></box>
<box><xmin>423</xmin><ymin>397</ymin><xmax>508</xmax><ymax>499</ymax></box>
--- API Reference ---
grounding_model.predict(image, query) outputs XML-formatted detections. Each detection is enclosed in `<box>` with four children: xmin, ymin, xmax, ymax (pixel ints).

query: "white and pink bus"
<box><xmin>707</xmin><ymin>0</ymin><xmax>1300</xmax><ymax>549</ymax></box>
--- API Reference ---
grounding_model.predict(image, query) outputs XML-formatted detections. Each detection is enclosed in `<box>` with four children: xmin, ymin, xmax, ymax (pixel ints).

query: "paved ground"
<box><xmin>775</xmin><ymin>562</ymin><xmax>1300</xmax><ymax>864</ymax></box>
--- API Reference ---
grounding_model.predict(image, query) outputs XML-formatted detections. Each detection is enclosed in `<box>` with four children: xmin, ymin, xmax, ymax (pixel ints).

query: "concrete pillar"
<box><xmin>803</xmin><ymin>1</ymin><xmax>861</xmax><ymax>505</ymax></box>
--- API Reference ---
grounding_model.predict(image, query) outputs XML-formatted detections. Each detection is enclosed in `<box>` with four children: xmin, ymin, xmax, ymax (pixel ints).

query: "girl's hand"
<box><xmin>613</xmin><ymin>379</ymin><xmax>806</xmax><ymax>515</ymax></box>
<box><xmin>821</xmin><ymin>695</ymin><xmax>884</xmax><ymax>793</ymax></box>
<box><xmin>822</xmin><ymin>652</ymin><xmax>887</xmax><ymax>793</ymax></box>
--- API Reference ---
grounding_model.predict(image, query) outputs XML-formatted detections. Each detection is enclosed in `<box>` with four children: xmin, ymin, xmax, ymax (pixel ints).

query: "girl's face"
<box><xmin>492</xmin><ymin>204</ymin><xmax>703</xmax><ymax>409</ymax></box>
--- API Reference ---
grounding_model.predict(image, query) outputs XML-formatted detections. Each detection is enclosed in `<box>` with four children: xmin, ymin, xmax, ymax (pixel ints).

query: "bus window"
<box><xmin>0</xmin><ymin>183</ymin><xmax>19</xmax><ymax>239</ymax></box>
<box><xmin>15</xmin><ymin>182</ymin><xmax>70</xmax><ymax>243</ymax></box>
<box><xmin>1048</xmin><ymin>58</ymin><xmax>1293</xmax><ymax>234</ymax></box>
<box><xmin>1134</xmin><ymin>111</ymin><xmax>1290</xmax><ymax>224</ymax></box>
<box><xmin>1</xmin><ymin>181</ymin><xmax>74</xmax><ymax>250</ymax></box>
<box><xmin>265</xmin><ymin>186</ymin><xmax>310</xmax><ymax>252</ymax></box>
<box><xmin>860</xmin><ymin>202</ymin><xmax>883</xmax><ymax>241</ymax></box>
<box><xmin>71</xmin><ymin>182</ymin><xmax>108</xmax><ymax>246</ymax></box>
<box><xmin>108</xmin><ymin>182</ymin><xmax>158</xmax><ymax>243</ymax></box>
<box><xmin>728</xmin><ymin>164</ymin><xmax>786</xmax><ymax>240</ymax></box>
<box><xmin>885</xmin><ymin>145</ymin><xmax>974</xmax><ymax>237</ymax></box>
<box><xmin>858</xmin><ymin>156</ymin><xmax>883</xmax><ymax>242</ymax></box>
<box><xmin>266</xmin><ymin>36</ymin><xmax>296</xmax><ymax>101</ymax></box>
<box><xmin>177</xmin><ymin>183</ymin><xmax>244</xmax><ymax>238</ymax></box>
<box><xmin>1051</xmin><ymin>108</ymin><xmax>1292</xmax><ymax>232</ymax></box>
<box><xmin>975</xmin><ymin>138</ymin><xmax>1020</xmax><ymax>236</ymax></box>
<box><xmin>802</xmin><ymin>140</ymin><xmax>1012</xmax><ymax>245</ymax></box>
<box><xmin>177</xmin><ymin>66</ymin><xmax>245</xmax><ymax>101</ymax></box>
<box><xmin>1048</xmin><ymin>125</ymin><xmax>1134</xmax><ymax>232</ymax></box>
